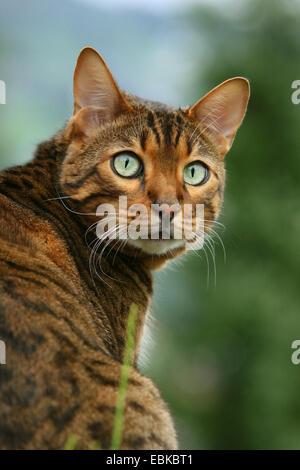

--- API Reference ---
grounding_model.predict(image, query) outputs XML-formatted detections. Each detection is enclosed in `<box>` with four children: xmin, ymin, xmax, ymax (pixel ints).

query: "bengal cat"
<box><xmin>0</xmin><ymin>47</ymin><xmax>249</xmax><ymax>450</ymax></box>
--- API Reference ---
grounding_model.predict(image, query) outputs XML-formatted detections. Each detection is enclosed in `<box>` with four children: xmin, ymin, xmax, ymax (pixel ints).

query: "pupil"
<box><xmin>191</xmin><ymin>167</ymin><xmax>195</xmax><ymax>178</ymax></box>
<box><xmin>125</xmin><ymin>158</ymin><xmax>129</xmax><ymax>168</ymax></box>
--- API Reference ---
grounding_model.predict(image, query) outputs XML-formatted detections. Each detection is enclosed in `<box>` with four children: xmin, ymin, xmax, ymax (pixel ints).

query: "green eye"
<box><xmin>112</xmin><ymin>153</ymin><xmax>142</xmax><ymax>178</ymax></box>
<box><xmin>183</xmin><ymin>162</ymin><xmax>208</xmax><ymax>186</ymax></box>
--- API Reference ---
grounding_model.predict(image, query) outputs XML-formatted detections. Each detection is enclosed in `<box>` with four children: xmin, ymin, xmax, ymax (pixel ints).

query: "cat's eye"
<box><xmin>183</xmin><ymin>161</ymin><xmax>209</xmax><ymax>186</ymax></box>
<box><xmin>112</xmin><ymin>152</ymin><xmax>142</xmax><ymax>178</ymax></box>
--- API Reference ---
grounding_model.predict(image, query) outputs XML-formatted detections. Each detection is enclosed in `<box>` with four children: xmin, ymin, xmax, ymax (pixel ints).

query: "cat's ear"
<box><xmin>188</xmin><ymin>77</ymin><xmax>250</xmax><ymax>157</ymax></box>
<box><xmin>72</xmin><ymin>47</ymin><xmax>133</xmax><ymax>135</ymax></box>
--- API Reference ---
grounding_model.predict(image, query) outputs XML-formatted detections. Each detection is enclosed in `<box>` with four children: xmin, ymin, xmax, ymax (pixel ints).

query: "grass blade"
<box><xmin>110</xmin><ymin>303</ymin><xmax>138</xmax><ymax>450</ymax></box>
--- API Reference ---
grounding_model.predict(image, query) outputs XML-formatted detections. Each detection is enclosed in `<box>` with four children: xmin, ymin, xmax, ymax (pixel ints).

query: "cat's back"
<box><xmin>0</xmin><ymin>167</ymin><xmax>177</xmax><ymax>450</ymax></box>
<box><xmin>0</xmin><ymin>167</ymin><xmax>91</xmax><ymax>449</ymax></box>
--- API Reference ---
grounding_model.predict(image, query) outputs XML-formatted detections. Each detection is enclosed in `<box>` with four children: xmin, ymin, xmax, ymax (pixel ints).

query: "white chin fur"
<box><xmin>127</xmin><ymin>238</ymin><xmax>185</xmax><ymax>255</ymax></box>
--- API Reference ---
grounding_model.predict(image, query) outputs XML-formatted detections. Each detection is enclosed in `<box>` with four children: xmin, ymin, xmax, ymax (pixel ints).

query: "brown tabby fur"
<box><xmin>0</xmin><ymin>48</ymin><xmax>249</xmax><ymax>449</ymax></box>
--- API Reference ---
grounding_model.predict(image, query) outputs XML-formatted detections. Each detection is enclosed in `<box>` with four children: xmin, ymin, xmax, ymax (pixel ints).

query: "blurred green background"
<box><xmin>1</xmin><ymin>0</ymin><xmax>300</xmax><ymax>449</ymax></box>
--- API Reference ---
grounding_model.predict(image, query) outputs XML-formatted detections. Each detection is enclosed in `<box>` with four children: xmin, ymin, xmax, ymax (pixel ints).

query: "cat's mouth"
<box><xmin>126</xmin><ymin>222</ymin><xmax>188</xmax><ymax>255</ymax></box>
<box><xmin>146</xmin><ymin>228</ymin><xmax>176</xmax><ymax>240</ymax></box>
<box><xmin>126</xmin><ymin>237</ymin><xmax>186</xmax><ymax>255</ymax></box>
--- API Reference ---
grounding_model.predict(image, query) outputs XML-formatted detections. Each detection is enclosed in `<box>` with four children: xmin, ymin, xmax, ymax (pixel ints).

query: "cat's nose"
<box><xmin>152</xmin><ymin>199</ymin><xmax>181</xmax><ymax>221</ymax></box>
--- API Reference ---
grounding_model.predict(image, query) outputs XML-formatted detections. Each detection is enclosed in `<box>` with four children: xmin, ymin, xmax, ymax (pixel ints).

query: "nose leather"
<box><xmin>152</xmin><ymin>199</ymin><xmax>181</xmax><ymax>221</ymax></box>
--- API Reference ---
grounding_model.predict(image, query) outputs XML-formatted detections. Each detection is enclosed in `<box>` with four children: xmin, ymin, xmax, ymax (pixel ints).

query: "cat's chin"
<box><xmin>127</xmin><ymin>238</ymin><xmax>186</xmax><ymax>255</ymax></box>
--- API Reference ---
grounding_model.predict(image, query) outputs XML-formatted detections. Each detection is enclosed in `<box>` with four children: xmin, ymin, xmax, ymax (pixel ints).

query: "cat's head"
<box><xmin>60</xmin><ymin>47</ymin><xmax>249</xmax><ymax>268</ymax></box>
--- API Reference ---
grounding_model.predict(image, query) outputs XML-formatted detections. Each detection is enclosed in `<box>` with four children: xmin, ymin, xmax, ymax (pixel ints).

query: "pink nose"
<box><xmin>152</xmin><ymin>200</ymin><xmax>181</xmax><ymax>221</ymax></box>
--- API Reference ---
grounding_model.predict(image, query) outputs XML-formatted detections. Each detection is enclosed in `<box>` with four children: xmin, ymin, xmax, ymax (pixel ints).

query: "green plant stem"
<box><xmin>110</xmin><ymin>303</ymin><xmax>138</xmax><ymax>450</ymax></box>
<box><xmin>64</xmin><ymin>434</ymin><xmax>78</xmax><ymax>450</ymax></box>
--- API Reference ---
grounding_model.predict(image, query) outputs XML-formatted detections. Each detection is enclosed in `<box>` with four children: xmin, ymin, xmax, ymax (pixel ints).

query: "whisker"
<box><xmin>206</xmin><ymin>226</ymin><xmax>226</xmax><ymax>264</ymax></box>
<box><xmin>203</xmin><ymin>219</ymin><xmax>225</xmax><ymax>229</ymax></box>
<box><xmin>44</xmin><ymin>195</ymin><xmax>73</xmax><ymax>202</ymax></box>
<box><xmin>95</xmin><ymin>224</ymin><xmax>127</xmax><ymax>284</ymax></box>
<box><xmin>88</xmin><ymin>223</ymin><xmax>123</xmax><ymax>288</ymax></box>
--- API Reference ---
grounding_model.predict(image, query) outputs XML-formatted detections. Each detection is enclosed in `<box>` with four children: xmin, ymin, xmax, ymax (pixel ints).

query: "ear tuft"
<box><xmin>188</xmin><ymin>77</ymin><xmax>250</xmax><ymax>157</ymax></box>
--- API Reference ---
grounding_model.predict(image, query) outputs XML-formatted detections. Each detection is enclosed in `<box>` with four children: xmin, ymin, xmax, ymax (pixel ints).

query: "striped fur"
<box><xmin>0</xmin><ymin>48</ymin><xmax>249</xmax><ymax>449</ymax></box>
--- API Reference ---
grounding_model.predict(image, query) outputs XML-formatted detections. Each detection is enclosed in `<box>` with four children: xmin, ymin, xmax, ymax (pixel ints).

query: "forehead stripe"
<box><xmin>174</xmin><ymin>115</ymin><xmax>183</xmax><ymax>148</ymax></box>
<box><xmin>161</xmin><ymin>113</ymin><xmax>173</xmax><ymax>146</ymax></box>
<box><xmin>147</xmin><ymin>111</ymin><xmax>161</xmax><ymax>146</ymax></box>
<box><xmin>139</xmin><ymin>129</ymin><xmax>148</xmax><ymax>151</ymax></box>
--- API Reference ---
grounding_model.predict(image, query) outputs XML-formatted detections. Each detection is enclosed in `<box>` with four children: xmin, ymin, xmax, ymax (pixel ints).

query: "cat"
<box><xmin>0</xmin><ymin>47</ymin><xmax>249</xmax><ymax>450</ymax></box>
